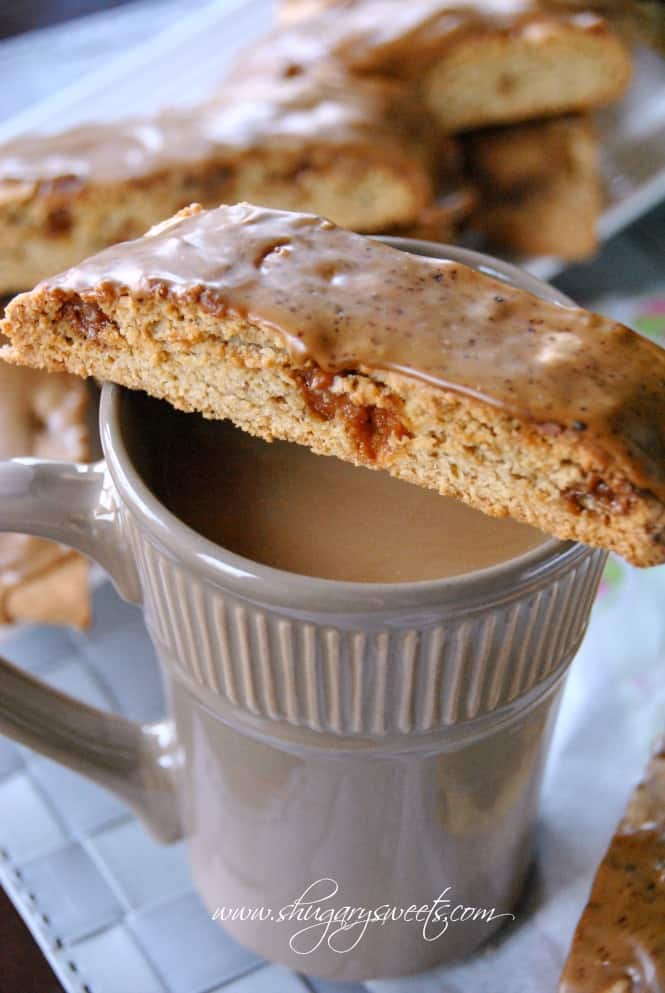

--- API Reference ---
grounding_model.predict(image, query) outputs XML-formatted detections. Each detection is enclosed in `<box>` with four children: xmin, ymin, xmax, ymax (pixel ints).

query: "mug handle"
<box><xmin>0</xmin><ymin>457</ymin><xmax>182</xmax><ymax>843</ymax></box>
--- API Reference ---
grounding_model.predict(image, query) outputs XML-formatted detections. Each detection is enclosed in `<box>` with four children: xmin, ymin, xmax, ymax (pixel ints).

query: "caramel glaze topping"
<box><xmin>560</xmin><ymin>830</ymin><xmax>665</xmax><ymax>993</ymax></box>
<box><xmin>233</xmin><ymin>0</ymin><xmax>609</xmax><ymax>81</ymax></box>
<box><xmin>560</xmin><ymin>747</ymin><xmax>665</xmax><ymax>993</ymax></box>
<box><xmin>38</xmin><ymin>203</ymin><xmax>665</xmax><ymax>501</ymax></box>
<box><xmin>0</xmin><ymin>70</ymin><xmax>420</xmax><ymax>189</ymax></box>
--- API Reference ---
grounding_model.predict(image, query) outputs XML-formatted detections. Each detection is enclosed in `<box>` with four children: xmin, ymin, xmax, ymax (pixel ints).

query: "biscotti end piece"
<box><xmin>0</xmin><ymin>357</ymin><xmax>90</xmax><ymax>628</ymax></box>
<box><xmin>2</xmin><ymin>202</ymin><xmax>665</xmax><ymax>568</ymax></box>
<box><xmin>559</xmin><ymin>741</ymin><xmax>665</xmax><ymax>993</ymax></box>
<box><xmin>465</xmin><ymin>116</ymin><xmax>602</xmax><ymax>260</ymax></box>
<box><xmin>423</xmin><ymin>15</ymin><xmax>632</xmax><ymax>131</ymax></box>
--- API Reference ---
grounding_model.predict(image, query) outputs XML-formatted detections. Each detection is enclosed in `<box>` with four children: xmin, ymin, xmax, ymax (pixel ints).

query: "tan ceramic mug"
<box><xmin>0</xmin><ymin>241</ymin><xmax>607</xmax><ymax>981</ymax></box>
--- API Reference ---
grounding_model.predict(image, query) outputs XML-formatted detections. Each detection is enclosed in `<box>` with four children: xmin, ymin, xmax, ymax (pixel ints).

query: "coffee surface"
<box><xmin>157</xmin><ymin>416</ymin><xmax>546</xmax><ymax>583</ymax></box>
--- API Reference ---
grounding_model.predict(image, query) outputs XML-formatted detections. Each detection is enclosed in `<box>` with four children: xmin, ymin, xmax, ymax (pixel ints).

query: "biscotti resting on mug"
<box><xmin>464</xmin><ymin>115</ymin><xmax>602</xmax><ymax>260</ymax></box>
<box><xmin>3</xmin><ymin>203</ymin><xmax>665</xmax><ymax>567</ymax></box>
<box><xmin>262</xmin><ymin>0</ymin><xmax>632</xmax><ymax>131</ymax></box>
<box><xmin>0</xmin><ymin>355</ymin><xmax>90</xmax><ymax>627</ymax></box>
<box><xmin>0</xmin><ymin>69</ymin><xmax>437</xmax><ymax>295</ymax></box>
<box><xmin>559</xmin><ymin>739</ymin><xmax>665</xmax><ymax>993</ymax></box>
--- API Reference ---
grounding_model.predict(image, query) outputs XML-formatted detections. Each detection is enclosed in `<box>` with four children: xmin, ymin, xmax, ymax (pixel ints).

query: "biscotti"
<box><xmin>0</xmin><ymin>357</ymin><xmax>90</xmax><ymax>628</ymax></box>
<box><xmin>257</xmin><ymin>0</ymin><xmax>632</xmax><ymax>131</ymax></box>
<box><xmin>0</xmin><ymin>69</ymin><xmax>436</xmax><ymax>295</ymax></box>
<box><xmin>3</xmin><ymin>202</ymin><xmax>665</xmax><ymax>567</ymax></box>
<box><xmin>465</xmin><ymin>116</ymin><xmax>602</xmax><ymax>260</ymax></box>
<box><xmin>559</xmin><ymin>739</ymin><xmax>665</xmax><ymax>993</ymax></box>
<box><xmin>420</xmin><ymin>8</ymin><xmax>631</xmax><ymax>131</ymax></box>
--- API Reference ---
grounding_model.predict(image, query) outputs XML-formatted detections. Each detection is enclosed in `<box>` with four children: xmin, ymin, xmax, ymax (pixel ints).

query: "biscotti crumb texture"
<box><xmin>2</xmin><ymin>203</ymin><xmax>664</xmax><ymax>568</ymax></box>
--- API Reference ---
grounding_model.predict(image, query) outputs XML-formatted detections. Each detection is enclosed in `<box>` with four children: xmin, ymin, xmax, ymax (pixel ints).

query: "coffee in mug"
<box><xmin>145</xmin><ymin>401</ymin><xmax>546</xmax><ymax>583</ymax></box>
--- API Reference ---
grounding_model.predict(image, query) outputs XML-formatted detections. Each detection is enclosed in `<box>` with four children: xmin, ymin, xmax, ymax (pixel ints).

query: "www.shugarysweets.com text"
<box><xmin>211</xmin><ymin>877</ymin><xmax>516</xmax><ymax>955</ymax></box>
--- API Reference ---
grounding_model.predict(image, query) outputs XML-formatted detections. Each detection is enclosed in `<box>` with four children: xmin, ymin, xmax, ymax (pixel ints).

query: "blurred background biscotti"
<box><xmin>0</xmin><ymin>0</ymin><xmax>636</xmax><ymax>296</ymax></box>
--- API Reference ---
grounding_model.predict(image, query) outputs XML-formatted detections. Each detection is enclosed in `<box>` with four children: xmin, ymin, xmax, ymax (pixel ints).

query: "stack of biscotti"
<box><xmin>0</xmin><ymin>348</ymin><xmax>90</xmax><ymax>628</ymax></box>
<box><xmin>3</xmin><ymin>202</ymin><xmax>665</xmax><ymax>567</ymax></box>
<box><xmin>559</xmin><ymin>738</ymin><xmax>665</xmax><ymax>992</ymax></box>
<box><xmin>0</xmin><ymin>1</ymin><xmax>632</xmax><ymax>295</ymax></box>
<box><xmin>272</xmin><ymin>0</ymin><xmax>632</xmax><ymax>261</ymax></box>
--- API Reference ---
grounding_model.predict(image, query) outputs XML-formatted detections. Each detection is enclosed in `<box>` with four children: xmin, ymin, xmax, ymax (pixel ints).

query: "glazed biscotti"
<box><xmin>465</xmin><ymin>115</ymin><xmax>602</xmax><ymax>260</ymax></box>
<box><xmin>559</xmin><ymin>739</ymin><xmax>665</xmax><ymax>993</ymax></box>
<box><xmin>3</xmin><ymin>203</ymin><xmax>665</xmax><ymax>566</ymax></box>
<box><xmin>0</xmin><ymin>69</ymin><xmax>436</xmax><ymax>296</ymax></box>
<box><xmin>0</xmin><ymin>356</ymin><xmax>90</xmax><ymax>628</ymax></box>
<box><xmin>265</xmin><ymin>0</ymin><xmax>632</xmax><ymax>131</ymax></box>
